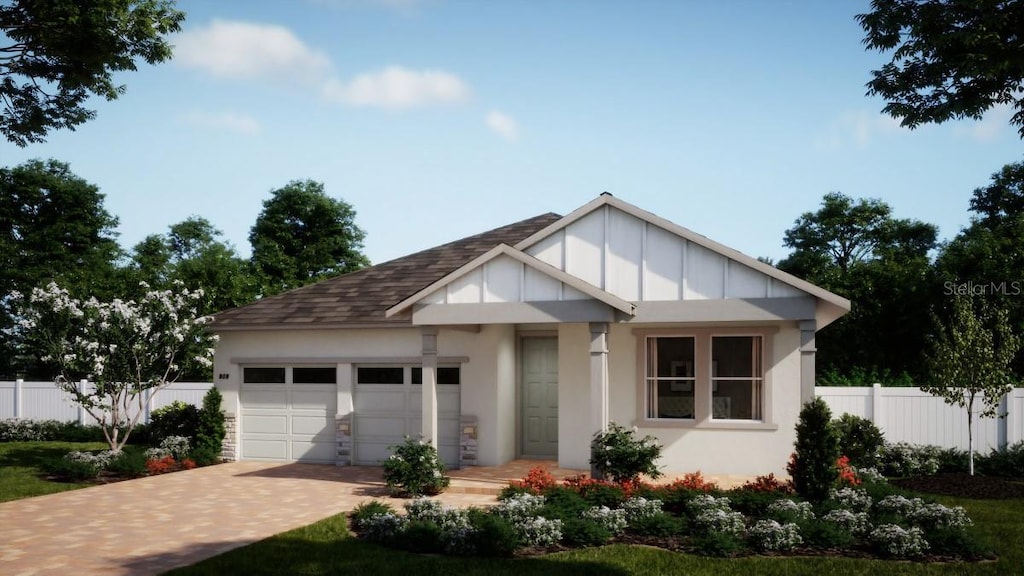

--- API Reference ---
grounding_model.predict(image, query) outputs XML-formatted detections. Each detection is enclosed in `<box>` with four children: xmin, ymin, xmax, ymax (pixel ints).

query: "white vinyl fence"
<box><xmin>0</xmin><ymin>380</ymin><xmax>214</xmax><ymax>425</ymax></box>
<box><xmin>817</xmin><ymin>384</ymin><xmax>1024</xmax><ymax>453</ymax></box>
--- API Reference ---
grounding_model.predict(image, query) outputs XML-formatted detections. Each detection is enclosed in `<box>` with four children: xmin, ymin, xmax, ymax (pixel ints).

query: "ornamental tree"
<box><xmin>924</xmin><ymin>296</ymin><xmax>1019</xmax><ymax>475</ymax></box>
<box><xmin>14</xmin><ymin>281</ymin><xmax>215</xmax><ymax>451</ymax></box>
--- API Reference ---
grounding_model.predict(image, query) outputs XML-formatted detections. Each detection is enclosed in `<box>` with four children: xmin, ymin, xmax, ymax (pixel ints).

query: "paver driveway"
<box><xmin>0</xmin><ymin>461</ymin><xmax>499</xmax><ymax>576</ymax></box>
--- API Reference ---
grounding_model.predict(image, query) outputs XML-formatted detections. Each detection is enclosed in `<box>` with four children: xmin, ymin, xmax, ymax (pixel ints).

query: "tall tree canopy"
<box><xmin>779</xmin><ymin>192</ymin><xmax>938</xmax><ymax>381</ymax></box>
<box><xmin>0</xmin><ymin>0</ymin><xmax>185</xmax><ymax>146</ymax></box>
<box><xmin>249</xmin><ymin>180</ymin><xmax>369</xmax><ymax>294</ymax></box>
<box><xmin>858</xmin><ymin>0</ymin><xmax>1024</xmax><ymax>138</ymax></box>
<box><xmin>0</xmin><ymin>158</ymin><xmax>122</xmax><ymax>377</ymax></box>
<box><xmin>128</xmin><ymin>217</ymin><xmax>259</xmax><ymax>317</ymax></box>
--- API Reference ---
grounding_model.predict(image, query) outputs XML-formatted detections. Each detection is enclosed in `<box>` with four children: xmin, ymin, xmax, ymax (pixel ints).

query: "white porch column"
<box><xmin>589</xmin><ymin>322</ymin><xmax>610</xmax><ymax>434</ymax></box>
<box><xmin>799</xmin><ymin>320</ymin><xmax>816</xmax><ymax>404</ymax></box>
<box><xmin>421</xmin><ymin>326</ymin><xmax>439</xmax><ymax>446</ymax></box>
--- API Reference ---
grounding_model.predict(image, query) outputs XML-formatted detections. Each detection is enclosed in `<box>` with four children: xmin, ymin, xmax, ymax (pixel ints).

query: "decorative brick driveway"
<box><xmin>0</xmin><ymin>462</ymin><xmax>502</xmax><ymax>576</ymax></box>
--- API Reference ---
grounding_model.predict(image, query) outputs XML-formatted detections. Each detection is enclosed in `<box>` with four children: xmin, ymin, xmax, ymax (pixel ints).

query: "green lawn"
<box><xmin>170</xmin><ymin>496</ymin><xmax>1023</xmax><ymax>576</ymax></box>
<box><xmin>0</xmin><ymin>441</ymin><xmax>107</xmax><ymax>502</ymax></box>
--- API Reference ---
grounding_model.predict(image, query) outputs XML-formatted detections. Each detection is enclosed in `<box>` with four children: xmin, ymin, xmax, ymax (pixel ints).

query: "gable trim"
<box><xmin>385</xmin><ymin>244</ymin><xmax>636</xmax><ymax>318</ymax></box>
<box><xmin>514</xmin><ymin>194</ymin><xmax>852</xmax><ymax>318</ymax></box>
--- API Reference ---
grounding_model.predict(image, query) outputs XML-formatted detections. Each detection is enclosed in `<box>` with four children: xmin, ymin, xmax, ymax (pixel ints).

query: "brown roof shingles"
<box><xmin>211</xmin><ymin>212</ymin><xmax>562</xmax><ymax>330</ymax></box>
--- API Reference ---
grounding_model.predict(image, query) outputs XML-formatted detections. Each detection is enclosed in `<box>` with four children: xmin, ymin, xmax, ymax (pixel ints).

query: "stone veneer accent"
<box><xmin>459</xmin><ymin>415</ymin><xmax>478</xmax><ymax>467</ymax></box>
<box><xmin>336</xmin><ymin>413</ymin><xmax>352</xmax><ymax>466</ymax></box>
<box><xmin>221</xmin><ymin>413</ymin><xmax>237</xmax><ymax>462</ymax></box>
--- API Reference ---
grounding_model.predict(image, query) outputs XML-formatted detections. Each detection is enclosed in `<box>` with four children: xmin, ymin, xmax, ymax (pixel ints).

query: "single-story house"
<box><xmin>211</xmin><ymin>194</ymin><xmax>849</xmax><ymax>477</ymax></box>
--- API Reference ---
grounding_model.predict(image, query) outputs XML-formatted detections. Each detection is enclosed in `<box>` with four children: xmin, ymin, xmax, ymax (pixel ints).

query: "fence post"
<box><xmin>1006</xmin><ymin>391</ymin><xmax>1018</xmax><ymax>448</ymax></box>
<box><xmin>144</xmin><ymin>387</ymin><xmax>152</xmax><ymax>424</ymax></box>
<box><xmin>78</xmin><ymin>379</ymin><xmax>88</xmax><ymax>425</ymax></box>
<box><xmin>14</xmin><ymin>379</ymin><xmax>23</xmax><ymax>419</ymax></box>
<box><xmin>871</xmin><ymin>383</ymin><xmax>883</xmax><ymax>431</ymax></box>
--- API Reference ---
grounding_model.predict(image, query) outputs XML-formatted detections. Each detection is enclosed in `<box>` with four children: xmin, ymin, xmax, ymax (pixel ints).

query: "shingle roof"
<box><xmin>211</xmin><ymin>212</ymin><xmax>562</xmax><ymax>330</ymax></box>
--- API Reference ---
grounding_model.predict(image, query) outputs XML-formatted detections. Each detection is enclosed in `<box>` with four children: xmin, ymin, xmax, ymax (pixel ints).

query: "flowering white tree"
<box><xmin>15</xmin><ymin>281</ymin><xmax>216</xmax><ymax>451</ymax></box>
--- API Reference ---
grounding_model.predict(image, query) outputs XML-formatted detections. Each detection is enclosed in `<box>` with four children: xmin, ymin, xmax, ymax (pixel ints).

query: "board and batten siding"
<box><xmin>424</xmin><ymin>205</ymin><xmax>804</xmax><ymax>306</ymax></box>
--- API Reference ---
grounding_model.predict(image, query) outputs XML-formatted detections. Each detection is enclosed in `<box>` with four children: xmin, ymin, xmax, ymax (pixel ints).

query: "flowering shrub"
<box><xmin>145</xmin><ymin>455</ymin><xmax>177</xmax><ymax>475</ymax></box>
<box><xmin>589</xmin><ymin>422</ymin><xmax>662</xmax><ymax>483</ymax></box>
<box><xmin>66</xmin><ymin>449</ymin><xmax>116</xmax><ymax>469</ymax></box>
<box><xmin>876</xmin><ymin>494</ymin><xmax>924</xmax><ymax>517</ymax></box>
<box><xmin>740</xmin><ymin>473</ymin><xmax>794</xmax><ymax>494</ymax></box>
<box><xmin>403</xmin><ymin>498</ymin><xmax>474</xmax><ymax>553</ymax></box>
<box><xmin>145</xmin><ymin>435</ymin><xmax>191</xmax><ymax>461</ymax></box>
<box><xmin>822</xmin><ymin>509</ymin><xmax>872</xmax><ymax>536</ymax></box>
<box><xmin>382</xmin><ymin>436</ymin><xmax>450</xmax><ymax>497</ymax></box>
<box><xmin>666</xmin><ymin>471</ymin><xmax>718</xmax><ymax>492</ymax></box>
<box><xmin>878</xmin><ymin>443</ymin><xmax>940</xmax><ymax>477</ymax></box>
<box><xmin>689</xmin><ymin>494</ymin><xmax>732</xmax><ymax>512</ymax></box>
<box><xmin>621</xmin><ymin>497</ymin><xmax>664</xmax><ymax>524</ymax></box>
<box><xmin>361</xmin><ymin>513</ymin><xmax>409</xmax><ymax>543</ymax></box>
<box><xmin>495</xmin><ymin>491</ymin><xmax>546</xmax><ymax>517</ymax></box>
<box><xmin>836</xmin><ymin>456</ymin><xmax>861</xmax><ymax>487</ymax></box>
<box><xmin>749</xmin><ymin>519</ymin><xmax>803</xmax><ymax>551</ymax></box>
<box><xmin>855</xmin><ymin>467</ymin><xmax>886</xmax><ymax>484</ymax></box>
<box><xmin>689</xmin><ymin>495</ymin><xmax>745</xmax><ymax>537</ymax></box>
<box><xmin>180</xmin><ymin>458</ymin><xmax>197</xmax><ymax>470</ymax></box>
<box><xmin>582</xmin><ymin>506</ymin><xmax>628</xmax><ymax>535</ymax></box>
<box><xmin>869</xmin><ymin>524</ymin><xmax>930</xmax><ymax>558</ymax></box>
<box><xmin>829</xmin><ymin>487</ymin><xmax>873</xmax><ymax>512</ymax></box>
<box><xmin>767</xmin><ymin>499</ymin><xmax>815</xmax><ymax>522</ymax></box>
<box><xmin>493</xmin><ymin>492</ymin><xmax>562</xmax><ymax>546</ymax></box>
<box><xmin>907</xmin><ymin>503</ymin><xmax>973</xmax><ymax>530</ymax></box>
<box><xmin>513</xmin><ymin>466</ymin><xmax>556</xmax><ymax>493</ymax></box>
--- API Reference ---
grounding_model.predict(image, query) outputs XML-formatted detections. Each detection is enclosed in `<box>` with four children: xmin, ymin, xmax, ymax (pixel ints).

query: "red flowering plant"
<box><xmin>145</xmin><ymin>456</ymin><xmax>177</xmax><ymax>475</ymax></box>
<box><xmin>180</xmin><ymin>458</ymin><xmax>197</xmax><ymax>470</ymax></box>
<box><xmin>666</xmin><ymin>471</ymin><xmax>718</xmax><ymax>493</ymax></box>
<box><xmin>836</xmin><ymin>455</ymin><xmax>861</xmax><ymax>487</ymax></box>
<box><xmin>512</xmin><ymin>466</ymin><xmax>557</xmax><ymax>494</ymax></box>
<box><xmin>740</xmin><ymin>473</ymin><xmax>795</xmax><ymax>494</ymax></box>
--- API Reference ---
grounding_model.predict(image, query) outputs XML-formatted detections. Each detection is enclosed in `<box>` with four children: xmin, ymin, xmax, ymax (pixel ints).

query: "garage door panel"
<box><xmin>241</xmin><ymin>389</ymin><xmax>287</xmax><ymax>409</ymax></box>
<box><xmin>355</xmin><ymin>441</ymin><xmax>393</xmax><ymax>464</ymax></box>
<box><xmin>292</xmin><ymin>389</ymin><xmax>336</xmax><ymax>410</ymax></box>
<box><xmin>291</xmin><ymin>440</ymin><xmax>336</xmax><ymax>463</ymax></box>
<box><xmin>243</xmin><ymin>414</ymin><xmax>288</xmax><ymax>434</ymax></box>
<box><xmin>355</xmin><ymin>415</ymin><xmax>407</xmax><ymax>438</ymax></box>
<box><xmin>355</xmin><ymin>389</ymin><xmax>406</xmax><ymax>411</ymax></box>
<box><xmin>291</xmin><ymin>414</ymin><xmax>332</xmax><ymax>435</ymax></box>
<box><xmin>242</xmin><ymin>439</ymin><xmax>288</xmax><ymax>460</ymax></box>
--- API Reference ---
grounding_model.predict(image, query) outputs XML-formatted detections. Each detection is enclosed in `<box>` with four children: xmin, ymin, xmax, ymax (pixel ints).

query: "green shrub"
<box><xmin>589</xmin><ymin>422</ymin><xmax>662</xmax><ymax>484</ymax></box>
<box><xmin>107</xmin><ymin>448</ymin><xmax>148</xmax><ymax>478</ymax></box>
<box><xmin>560</xmin><ymin>518</ymin><xmax>611</xmax><ymax>547</ymax></box>
<box><xmin>576</xmin><ymin>481</ymin><xmax>626</xmax><ymax>509</ymax></box>
<box><xmin>799</xmin><ymin>518</ymin><xmax>855</xmax><ymax>548</ymax></box>
<box><xmin>537</xmin><ymin>486</ymin><xmax>588</xmax><ymax>520</ymax></box>
<box><xmin>788</xmin><ymin>398</ymin><xmax>839</xmax><ymax>504</ymax></box>
<box><xmin>195</xmin><ymin>387</ymin><xmax>226</xmax><ymax>456</ymax></box>
<box><xmin>466</xmin><ymin>510</ymin><xmax>519</xmax><ymax>557</ymax></box>
<box><xmin>724</xmin><ymin>488</ymin><xmax>786</xmax><ymax>518</ymax></box>
<box><xmin>977</xmin><ymin>441</ymin><xmax>1024</xmax><ymax>478</ymax></box>
<box><xmin>878</xmin><ymin>443</ymin><xmax>941</xmax><ymax>477</ymax></box>
<box><xmin>691</xmin><ymin>531</ymin><xmax>744</xmax><ymax>557</ymax></box>
<box><xmin>190</xmin><ymin>445</ymin><xmax>220</xmax><ymax>467</ymax></box>
<box><xmin>350</xmin><ymin>501</ymin><xmax>395</xmax><ymax>531</ymax></box>
<box><xmin>935</xmin><ymin>447</ymin><xmax>969</xmax><ymax>474</ymax></box>
<box><xmin>149</xmin><ymin>401</ymin><xmax>201</xmax><ymax>444</ymax></box>
<box><xmin>627</xmin><ymin>513</ymin><xmax>685</xmax><ymax>537</ymax></box>
<box><xmin>43</xmin><ymin>456</ymin><xmax>102</xmax><ymax>481</ymax></box>
<box><xmin>397</xmin><ymin>519</ymin><xmax>443</xmax><ymax>554</ymax></box>
<box><xmin>924</xmin><ymin>526</ymin><xmax>987</xmax><ymax>558</ymax></box>
<box><xmin>831</xmin><ymin>414</ymin><xmax>884</xmax><ymax>468</ymax></box>
<box><xmin>0</xmin><ymin>419</ymin><xmax>107</xmax><ymax>442</ymax></box>
<box><xmin>382</xmin><ymin>436</ymin><xmax>450</xmax><ymax>497</ymax></box>
<box><xmin>497</xmin><ymin>484</ymin><xmax>534</xmax><ymax>500</ymax></box>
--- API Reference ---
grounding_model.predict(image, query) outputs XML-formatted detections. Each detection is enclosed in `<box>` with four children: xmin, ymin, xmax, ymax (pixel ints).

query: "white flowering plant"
<box><xmin>869</xmin><ymin>524</ymin><xmax>930</xmax><ymax>558</ymax></box>
<box><xmin>767</xmin><ymin>498</ymin><xmax>816</xmax><ymax>522</ymax></box>
<box><xmin>829</xmin><ymin>487</ymin><xmax>873</xmax><ymax>512</ymax></box>
<box><xmin>382</xmin><ymin>435</ymin><xmax>450</xmax><ymax>496</ymax></box>
<box><xmin>822</xmin><ymin>509</ymin><xmax>872</xmax><ymax>536</ymax></box>
<box><xmin>12</xmin><ymin>281</ymin><xmax>215</xmax><ymax>452</ymax></box>
<box><xmin>689</xmin><ymin>495</ymin><xmax>746</xmax><ymax>537</ymax></box>
<box><xmin>749</xmin><ymin>519</ymin><xmax>803</xmax><ymax>551</ymax></box>
<box><xmin>621</xmin><ymin>496</ymin><xmax>665</xmax><ymax>524</ymax></box>
<box><xmin>582</xmin><ymin>505</ymin><xmax>629</xmax><ymax>535</ymax></box>
<box><xmin>589</xmin><ymin>422</ymin><xmax>663</xmax><ymax>483</ymax></box>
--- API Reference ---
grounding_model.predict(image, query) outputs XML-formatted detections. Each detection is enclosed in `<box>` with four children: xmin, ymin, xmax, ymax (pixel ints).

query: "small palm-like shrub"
<box><xmin>382</xmin><ymin>436</ymin><xmax>450</xmax><ymax>496</ymax></box>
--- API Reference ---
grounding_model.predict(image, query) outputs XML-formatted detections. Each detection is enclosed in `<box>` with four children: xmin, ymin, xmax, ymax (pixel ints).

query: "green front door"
<box><xmin>521</xmin><ymin>337</ymin><xmax>558</xmax><ymax>458</ymax></box>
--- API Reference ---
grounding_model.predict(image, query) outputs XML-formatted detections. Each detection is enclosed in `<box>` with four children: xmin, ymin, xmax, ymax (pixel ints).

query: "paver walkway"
<box><xmin>0</xmin><ymin>461</ymin><xmax>501</xmax><ymax>576</ymax></box>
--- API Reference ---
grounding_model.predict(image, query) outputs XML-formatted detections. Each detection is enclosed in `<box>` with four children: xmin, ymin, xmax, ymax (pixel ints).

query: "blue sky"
<box><xmin>2</xmin><ymin>0</ymin><xmax>1021</xmax><ymax>266</ymax></box>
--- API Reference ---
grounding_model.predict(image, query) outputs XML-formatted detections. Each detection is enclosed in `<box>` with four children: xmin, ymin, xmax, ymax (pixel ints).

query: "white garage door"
<box><xmin>240</xmin><ymin>366</ymin><xmax>337</xmax><ymax>463</ymax></box>
<box><xmin>354</xmin><ymin>365</ymin><xmax>460</xmax><ymax>467</ymax></box>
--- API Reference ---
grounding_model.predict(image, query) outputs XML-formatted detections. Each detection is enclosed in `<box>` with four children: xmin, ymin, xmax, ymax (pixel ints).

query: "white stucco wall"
<box><xmin>557</xmin><ymin>323</ymin><xmax>592</xmax><ymax>470</ymax></box>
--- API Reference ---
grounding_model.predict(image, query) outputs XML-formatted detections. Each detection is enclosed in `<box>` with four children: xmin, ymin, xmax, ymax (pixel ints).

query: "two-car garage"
<box><xmin>239</xmin><ymin>364</ymin><xmax>460</xmax><ymax>467</ymax></box>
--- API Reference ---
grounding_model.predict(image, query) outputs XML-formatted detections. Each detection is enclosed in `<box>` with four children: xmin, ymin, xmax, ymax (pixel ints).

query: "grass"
<box><xmin>170</xmin><ymin>496</ymin><xmax>1023</xmax><ymax>576</ymax></box>
<box><xmin>0</xmin><ymin>441</ymin><xmax>108</xmax><ymax>502</ymax></box>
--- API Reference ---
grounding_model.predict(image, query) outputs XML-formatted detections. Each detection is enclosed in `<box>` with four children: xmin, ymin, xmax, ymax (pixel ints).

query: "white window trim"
<box><xmin>633</xmin><ymin>327</ymin><xmax>778</xmax><ymax>430</ymax></box>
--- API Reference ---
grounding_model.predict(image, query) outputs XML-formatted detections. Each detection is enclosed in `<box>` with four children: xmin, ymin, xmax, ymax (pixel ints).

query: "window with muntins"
<box><xmin>711</xmin><ymin>335</ymin><xmax>763</xmax><ymax>420</ymax></box>
<box><xmin>645</xmin><ymin>336</ymin><xmax>695</xmax><ymax>419</ymax></box>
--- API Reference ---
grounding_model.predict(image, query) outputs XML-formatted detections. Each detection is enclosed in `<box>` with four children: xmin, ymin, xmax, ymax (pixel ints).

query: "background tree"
<box><xmin>924</xmin><ymin>296</ymin><xmax>1019</xmax><ymax>475</ymax></box>
<box><xmin>778</xmin><ymin>192</ymin><xmax>938</xmax><ymax>381</ymax></box>
<box><xmin>858</xmin><ymin>0</ymin><xmax>1024</xmax><ymax>138</ymax></box>
<box><xmin>249</xmin><ymin>180</ymin><xmax>369</xmax><ymax>294</ymax></box>
<box><xmin>937</xmin><ymin>160</ymin><xmax>1024</xmax><ymax>375</ymax></box>
<box><xmin>0</xmin><ymin>159</ymin><xmax>122</xmax><ymax>378</ymax></box>
<box><xmin>0</xmin><ymin>0</ymin><xmax>185</xmax><ymax>146</ymax></box>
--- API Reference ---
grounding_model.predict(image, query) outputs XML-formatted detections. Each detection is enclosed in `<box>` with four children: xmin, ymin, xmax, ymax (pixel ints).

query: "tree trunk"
<box><xmin>968</xmin><ymin>393</ymin><xmax>975</xmax><ymax>476</ymax></box>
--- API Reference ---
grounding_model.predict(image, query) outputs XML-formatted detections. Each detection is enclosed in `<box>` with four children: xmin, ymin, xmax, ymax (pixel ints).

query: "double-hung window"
<box><xmin>643</xmin><ymin>333</ymin><xmax>765</xmax><ymax>422</ymax></box>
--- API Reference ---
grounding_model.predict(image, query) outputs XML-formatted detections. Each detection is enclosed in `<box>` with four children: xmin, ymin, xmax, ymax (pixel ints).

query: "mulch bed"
<box><xmin>891</xmin><ymin>473</ymin><xmax>1024</xmax><ymax>499</ymax></box>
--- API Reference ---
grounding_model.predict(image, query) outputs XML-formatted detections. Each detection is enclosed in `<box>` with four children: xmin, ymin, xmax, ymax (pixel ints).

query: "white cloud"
<box><xmin>175</xmin><ymin>20</ymin><xmax>331</xmax><ymax>84</ymax></box>
<box><xmin>486</xmin><ymin>110</ymin><xmax>519</xmax><ymax>141</ymax></box>
<box><xmin>815</xmin><ymin>109</ymin><xmax>903</xmax><ymax>150</ymax></box>
<box><xmin>955</xmin><ymin>102</ymin><xmax>1014</xmax><ymax>142</ymax></box>
<box><xmin>184</xmin><ymin>111</ymin><xmax>261</xmax><ymax>135</ymax></box>
<box><xmin>322</xmin><ymin>66</ymin><xmax>470</xmax><ymax>108</ymax></box>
